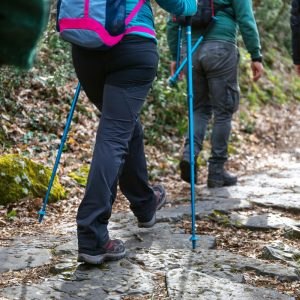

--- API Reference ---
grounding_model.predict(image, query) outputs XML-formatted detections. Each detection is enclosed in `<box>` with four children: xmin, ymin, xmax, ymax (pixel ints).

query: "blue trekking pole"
<box><xmin>169</xmin><ymin>17</ymin><xmax>217</xmax><ymax>87</ymax></box>
<box><xmin>169</xmin><ymin>35</ymin><xmax>203</xmax><ymax>87</ymax></box>
<box><xmin>38</xmin><ymin>82</ymin><xmax>81</xmax><ymax>223</ymax></box>
<box><xmin>185</xmin><ymin>16</ymin><xmax>198</xmax><ymax>249</ymax></box>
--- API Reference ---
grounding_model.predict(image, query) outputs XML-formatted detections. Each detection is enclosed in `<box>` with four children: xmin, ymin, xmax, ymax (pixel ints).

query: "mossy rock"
<box><xmin>68</xmin><ymin>165</ymin><xmax>89</xmax><ymax>187</ymax></box>
<box><xmin>0</xmin><ymin>154</ymin><xmax>65</xmax><ymax>205</ymax></box>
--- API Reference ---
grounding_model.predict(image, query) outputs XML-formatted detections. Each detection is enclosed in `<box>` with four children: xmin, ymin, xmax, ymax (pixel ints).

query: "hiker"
<box><xmin>70</xmin><ymin>0</ymin><xmax>197</xmax><ymax>264</ymax></box>
<box><xmin>0</xmin><ymin>0</ymin><xmax>50</xmax><ymax>69</ymax></box>
<box><xmin>167</xmin><ymin>0</ymin><xmax>264</xmax><ymax>187</ymax></box>
<box><xmin>291</xmin><ymin>0</ymin><xmax>300</xmax><ymax>75</ymax></box>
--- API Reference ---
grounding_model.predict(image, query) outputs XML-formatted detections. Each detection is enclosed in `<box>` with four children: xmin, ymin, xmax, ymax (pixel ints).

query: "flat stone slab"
<box><xmin>0</xmin><ymin>244</ymin><xmax>51</xmax><ymax>273</ymax></box>
<box><xmin>1</xmin><ymin>247</ymin><xmax>298</xmax><ymax>300</ymax></box>
<box><xmin>262</xmin><ymin>242</ymin><xmax>300</xmax><ymax>268</ymax></box>
<box><xmin>128</xmin><ymin>249</ymin><xmax>300</xmax><ymax>282</ymax></box>
<box><xmin>54</xmin><ymin>239</ymin><xmax>78</xmax><ymax>256</ymax></box>
<box><xmin>124</xmin><ymin>231</ymin><xmax>216</xmax><ymax>251</ymax></box>
<box><xmin>230</xmin><ymin>212</ymin><xmax>300</xmax><ymax>229</ymax></box>
<box><xmin>152</xmin><ymin>198</ymin><xmax>251</xmax><ymax>223</ymax></box>
<box><xmin>284</xmin><ymin>225</ymin><xmax>300</xmax><ymax>239</ymax></box>
<box><xmin>166</xmin><ymin>270</ymin><xmax>295</xmax><ymax>300</ymax></box>
<box><xmin>198</xmin><ymin>184</ymin><xmax>286</xmax><ymax>201</ymax></box>
<box><xmin>109</xmin><ymin>220</ymin><xmax>216</xmax><ymax>250</ymax></box>
<box><xmin>1</xmin><ymin>259</ymin><xmax>154</xmax><ymax>300</ymax></box>
<box><xmin>0</xmin><ymin>235</ymin><xmax>73</xmax><ymax>273</ymax></box>
<box><xmin>54</xmin><ymin>223</ymin><xmax>216</xmax><ymax>258</ymax></box>
<box><xmin>251</xmin><ymin>193</ymin><xmax>300</xmax><ymax>211</ymax></box>
<box><xmin>241</xmin><ymin>171</ymin><xmax>300</xmax><ymax>190</ymax></box>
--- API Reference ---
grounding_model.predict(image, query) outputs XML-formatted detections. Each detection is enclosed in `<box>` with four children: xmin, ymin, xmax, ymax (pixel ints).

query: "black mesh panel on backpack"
<box><xmin>106</xmin><ymin>0</ymin><xmax>126</xmax><ymax>36</ymax></box>
<box><xmin>173</xmin><ymin>0</ymin><xmax>214</xmax><ymax>29</ymax></box>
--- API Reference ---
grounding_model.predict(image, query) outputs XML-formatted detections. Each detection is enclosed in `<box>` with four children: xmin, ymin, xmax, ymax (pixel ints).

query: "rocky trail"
<box><xmin>0</xmin><ymin>149</ymin><xmax>300</xmax><ymax>299</ymax></box>
<box><xmin>0</xmin><ymin>99</ymin><xmax>300</xmax><ymax>299</ymax></box>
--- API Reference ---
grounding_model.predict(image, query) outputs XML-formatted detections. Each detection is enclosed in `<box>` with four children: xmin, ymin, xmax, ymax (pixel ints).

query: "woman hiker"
<box><xmin>72</xmin><ymin>0</ymin><xmax>197</xmax><ymax>264</ymax></box>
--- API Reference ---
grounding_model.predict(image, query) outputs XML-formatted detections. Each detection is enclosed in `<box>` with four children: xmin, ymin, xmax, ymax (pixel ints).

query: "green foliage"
<box><xmin>0</xmin><ymin>67</ymin><xmax>28</xmax><ymax>103</ymax></box>
<box><xmin>6</xmin><ymin>209</ymin><xmax>17</xmax><ymax>220</ymax></box>
<box><xmin>68</xmin><ymin>165</ymin><xmax>90</xmax><ymax>187</ymax></box>
<box><xmin>0</xmin><ymin>2</ymin><xmax>299</xmax><ymax>152</ymax></box>
<box><xmin>208</xmin><ymin>210</ymin><xmax>231</xmax><ymax>227</ymax></box>
<box><xmin>239</xmin><ymin>111</ymin><xmax>256</xmax><ymax>134</ymax></box>
<box><xmin>254</xmin><ymin>0</ymin><xmax>291</xmax><ymax>51</ymax></box>
<box><xmin>37</xmin><ymin>19</ymin><xmax>75</xmax><ymax>87</ymax></box>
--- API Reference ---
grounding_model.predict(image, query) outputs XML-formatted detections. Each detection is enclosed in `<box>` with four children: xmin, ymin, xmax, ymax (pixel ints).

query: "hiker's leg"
<box><xmin>180</xmin><ymin>46</ymin><xmax>212</xmax><ymax>183</ymax></box>
<box><xmin>202</xmin><ymin>41</ymin><xmax>239</xmax><ymax>187</ymax></box>
<box><xmin>73</xmin><ymin>37</ymin><xmax>159</xmax><ymax>255</ymax></box>
<box><xmin>205</xmin><ymin>42</ymin><xmax>240</xmax><ymax>163</ymax></box>
<box><xmin>119</xmin><ymin>120</ymin><xmax>156</xmax><ymax>221</ymax></box>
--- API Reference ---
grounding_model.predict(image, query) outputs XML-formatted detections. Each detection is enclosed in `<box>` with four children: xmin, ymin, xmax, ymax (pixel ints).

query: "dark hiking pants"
<box><xmin>72</xmin><ymin>36</ymin><xmax>159</xmax><ymax>255</ymax></box>
<box><xmin>182</xmin><ymin>41</ymin><xmax>240</xmax><ymax>164</ymax></box>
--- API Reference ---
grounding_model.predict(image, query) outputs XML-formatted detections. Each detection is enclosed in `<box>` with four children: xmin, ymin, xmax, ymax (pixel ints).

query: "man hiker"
<box><xmin>291</xmin><ymin>0</ymin><xmax>300</xmax><ymax>75</ymax></box>
<box><xmin>167</xmin><ymin>0</ymin><xmax>264</xmax><ymax>187</ymax></box>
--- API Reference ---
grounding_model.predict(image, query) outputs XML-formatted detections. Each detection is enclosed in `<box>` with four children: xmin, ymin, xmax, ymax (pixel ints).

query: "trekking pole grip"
<box><xmin>185</xmin><ymin>16</ymin><xmax>192</xmax><ymax>26</ymax></box>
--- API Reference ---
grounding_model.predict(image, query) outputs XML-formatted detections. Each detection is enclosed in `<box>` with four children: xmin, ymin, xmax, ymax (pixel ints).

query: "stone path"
<box><xmin>0</xmin><ymin>152</ymin><xmax>299</xmax><ymax>300</ymax></box>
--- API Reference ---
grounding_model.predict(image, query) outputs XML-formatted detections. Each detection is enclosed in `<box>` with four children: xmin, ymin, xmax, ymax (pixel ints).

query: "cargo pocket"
<box><xmin>226</xmin><ymin>82</ymin><xmax>240</xmax><ymax>113</ymax></box>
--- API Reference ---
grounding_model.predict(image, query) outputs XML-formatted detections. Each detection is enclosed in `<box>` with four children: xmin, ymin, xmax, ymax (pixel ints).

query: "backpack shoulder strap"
<box><xmin>126</xmin><ymin>0</ymin><xmax>146</xmax><ymax>25</ymax></box>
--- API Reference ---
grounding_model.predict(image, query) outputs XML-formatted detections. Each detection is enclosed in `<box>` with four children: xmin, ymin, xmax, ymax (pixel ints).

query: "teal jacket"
<box><xmin>166</xmin><ymin>0</ymin><xmax>262</xmax><ymax>61</ymax></box>
<box><xmin>127</xmin><ymin>0</ymin><xmax>197</xmax><ymax>41</ymax></box>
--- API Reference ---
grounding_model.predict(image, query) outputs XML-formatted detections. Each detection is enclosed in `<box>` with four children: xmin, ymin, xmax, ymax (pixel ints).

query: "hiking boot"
<box><xmin>138</xmin><ymin>184</ymin><xmax>166</xmax><ymax>228</ymax></box>
<box><xmin>179</xmin><ymin>159</ymin><xmax>198</xmax><ymax>184</ymax></box>
<box><xmin>78</xmin><ymin>239</ymin><xmax>126</xmax><ymax>264</ymax></box>
<box><xmin>207</xmin><ymin>163</ymin><xmax>237</xmax><ymax>188</ymax></box>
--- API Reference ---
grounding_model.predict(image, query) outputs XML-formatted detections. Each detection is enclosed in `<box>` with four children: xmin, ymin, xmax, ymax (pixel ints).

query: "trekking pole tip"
<box><xmin>190</xmin><ymin>235</ymin><xmax>199</xmax><ymax>250</ymax></box>
<box><xmin>38</xmin><ymin>209</ymin><xmax>46</xmax><ymax>223</ymax></box>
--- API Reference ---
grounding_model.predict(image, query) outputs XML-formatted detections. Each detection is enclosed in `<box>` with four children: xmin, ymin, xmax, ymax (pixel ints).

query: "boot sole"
<box><xmin>207</xmin><ymin>179</ymin><xmax>237</xmax><ymax>188</ymax></box>
<box><xmin>138</xmin><ymin>214</ymin><xmax>156</xmax><ymax>228</ymax></box>
<box><xmin>78</xmin><ymin>251</ymin><xmax>126</xmax><ymax>264</ymax></box>
<box><xmin>223</xmin><ymin>179</ymin><xmax>238</xmax><ymax>186</ymax></box>
<box><xmin>207</xmin><ymin>180</ymin><xmax>224</xmax><ymax>188</ymax></box>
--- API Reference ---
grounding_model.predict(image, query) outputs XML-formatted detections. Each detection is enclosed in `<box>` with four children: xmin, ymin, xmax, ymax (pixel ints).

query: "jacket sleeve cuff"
<box><xmin>182</xmin><ymin>0</ymin><xmax>197</xmax><ymax>16</ymax></box>
<box><xmin>251</xmin><ymin>56</ymin><xmax>263</xmax><ymax>63</ymax></box>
